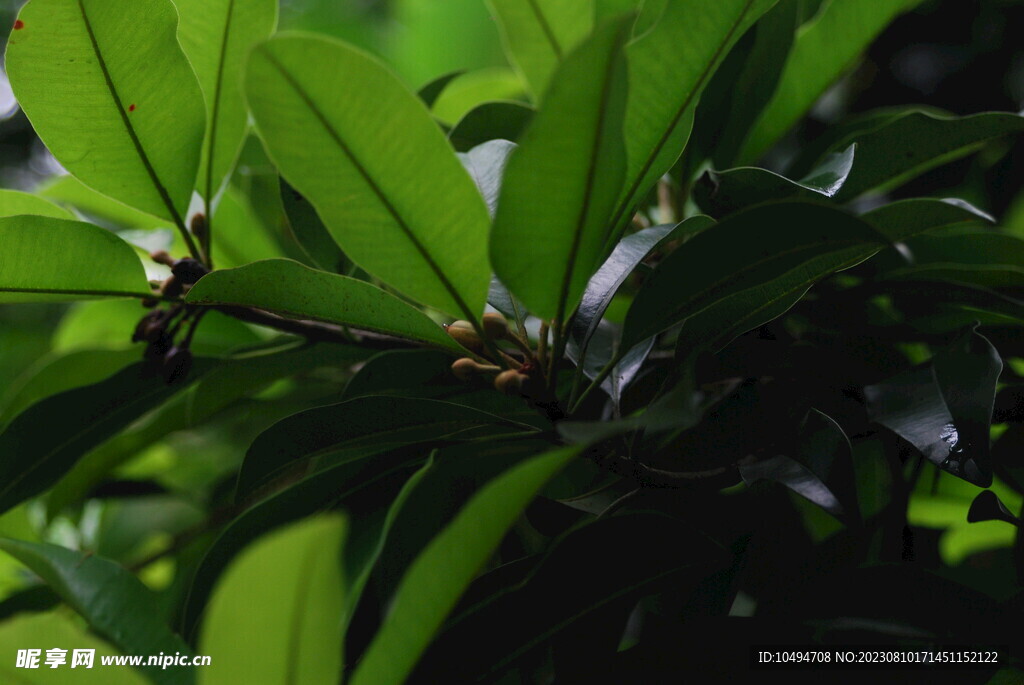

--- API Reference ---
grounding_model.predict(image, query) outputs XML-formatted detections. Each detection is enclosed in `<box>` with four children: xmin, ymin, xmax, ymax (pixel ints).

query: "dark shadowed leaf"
<box><xmin>967</xmin><ymin>491</ymin><xmax>1022</xmax><ymax>528</ymax></box>
<box><xmin>0</xmin><ymin>361</ymin><xmax>211</xmax><ymax>515</ymax></box>
<box><xmin>448</xmin><ymin>101</ymin><xmax>534</xmax><ymax>152</ymax></box>
<box><xmin>740</xmin><ymin>409</ymin><xmax>860</xmax><ymax>523</ymax></box>
<box><xmin>235</xmin><ymin>396</ymin><xmax>538</xmax><ymax>503</ymax></box>
<box><xmin>740</xmin><ymin>0</ymin><xmax>925</xmax><ymax>163</ymax></box>
<box><xmin>864</xmin><ymin>326</ymin><xmax>1001</xmax><ymax>486</ymax></box>
<box><xmin>694</xmin><ymin>144</ymin><xmax>855</xmax><ymax>217</ymax></box>
<box><xmin>279</xmin><ymin>178</ymin><xmax>348</xmax><ymax>273</ymax></box>
<box><xmin>827</xmin><ymin>111</ymin><xmax>1024</xmax><ymax>201</ymax></box>
<box><xmin>350</xmin><ymin>447</ymin><xmax>579</xmax><ymax>685</ymax></box>
<box><xmin>0</xmin><ymin>539</ymin><xmax>192</xmax><ymax>685</ymax></box>
<box><xmin>417</xmin><ymin>69</ymin><xmax>465</xmax><ymax>108</ymax></box>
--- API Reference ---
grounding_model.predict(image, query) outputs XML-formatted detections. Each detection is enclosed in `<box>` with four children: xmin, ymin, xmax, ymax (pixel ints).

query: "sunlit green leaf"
<box><xmin>185</xmin><ymin>259</ymin><xmax>462</xmax><ymax>352</ymax></box>
<box><xmin>491</xmin><ymin>17</ymin><xmax>631</xmax><ymax>321</ymax></box>
<box><xmin>7</xmin><ymin>0</ymin><xmax>205</xmax><ymax>224</ymax></box>
<box><xmin>0</xmin><ymin>215</ymin><xmax>150</xmax><ymax>302</ymax></box>
<box><xmin>245</xmin><ymin>34</ymin><xmax>491</xmax><ymax>319</ymax></box>
<box><xmin>198</xmin><ymin>516</ymin><xmax>345</xmax><ymax>685</ymax></box>
<box><xmin>0</xmin><ymin>189</ymin><xmax>74</xmax><ymax>220</ymax></box>
<box><xmin>174</xmin><ymin>0</ymin><xmax>277</xmax><ymax>206</ymax></box>
<box><xmin>486</xmin><ymin>0</ymin><xmax>594</xmax><ymax>99</ymax></box>
<box><xmin>740</xmin><ymin>0</ymin><xmax>924</xmax><ymax>162</ymax></box>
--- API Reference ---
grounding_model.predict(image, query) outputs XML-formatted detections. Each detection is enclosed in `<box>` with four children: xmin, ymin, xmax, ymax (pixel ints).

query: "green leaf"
<box><xmin>448</xmin><ymin>101</ymin><xmax>534</xmax><ymax>152</ymax></box>
<box><xmin>861</xmin><ymin>198</ymin><xmax>995</xmax><ymax>239</ymax></box>
<box><xmin>187</xmin><ymin>342</ymin><xmax>370</xmax><ymax>424</ymax></box>
<box><xmin>572</xmin><ymin>217</ymin><xmax>715</xmax><ymax>349</ymax></box>
<box><xmin>740</xmin><ymin>0</ymin><xmax>924</xmax><ymax>162</ymax></box>
<box><xmin>491</xmin><ymin>17</ymin><xmax>631</xmax><ymax>321</ymax></box>
<box><xmin>687</xmin><ymin>0</ymin><xmax>799</xmax><ymax>171</ymax></box>
<box><xmin>485</xmin><ymin>0</ymin><xmax>594</xmax><ymax>99</ymax></box>
<box><xmin>181</xmin><ymin>448</ymin><xmax>422</xmax><ymax>640</ymax></box>
<box><xmin>279</xmin><ymin>178</ymin><xmax>348</xmax><ymax>273</ymax></box>
<box><xmin>0</xmin><ymin>349</ymin><xmax>138</xmax><ymax>428</ymax></box>
<box><xmin>0</xmin><ymin>215</ymin><xmax>150</xmax><ymax>301</ymax></box>
<box><xmin>417</xmin><ymin>69</ymin><xmax>465</xmax><ymax>108</ymax></box>
<box><xmin>349</xmin><ymin>446</ymin><xmax>579</xmax><ymax>685</ymax></box>
<box><xmin>740</xmin><ymin>409</ymin><xmax>860</xmax><ymax>522</ymax></box>
<box><xmin>0</xmin><ymin>189</ymin><xmax>74</xmax><ymax>220</ymax></box>
<box><xmin>613</xmin><ymin>0</ymin><xmax>778</xmax><ymax>231</ymax></box>
<box><xmin>0</xmin><ymin>539</ymin><xmax>193</xmax><ymax>685</ymax></box>
<box><xmin>7</xmin><ymin>0</ymin><xmax>205</xmax><ymax>224</ymax></box>
<box><xmin>185</xmin><ymin>259</ymin><xmax>462</xmax><ymax>352</ymax></box>
<box><xmin>828</xmin><ymin>111</ymin><xmax>1024</xmax><ymax>201</ymax></box>
<box><xmin>207</xmin><ymin>188</ymin><xmax>285</xmax><ymax>268</ymax></box>
<box><xmin>430</xmin><ymin>67</ymin><xmax>526</xmax><ymax>125</ymax></box>
<box><xmin>173</xmin><ymin>0</ymin><xmax>277</xmax><ymax>206</ymax></box>
<box><xmin>410</xmin><ymin>513</ymin><xmax>726</xmax><ymax>682</ymax></box>
<box><xmin>198</xmin><ymin>516</ymin><xmax>346</xmax><ymax>685</ymax></box>
<box><xmin>236</xmin><ymin>396</ymin><xmax>537</xmax><ymax>503</ymax></box>
<box><xmin>0</xmin><ymin>612</ymin><xmax>149</xmax><ymax>684</ymax></box>
<box><xmin>621</xmin><ymin>202</ymin><xmax>889</xmax><ymax>350</ymax></box>
<box><xmin>0</xmin><ymin>361</ymin><xmax>208</xmax><ymax>515</ymax></box>
<box><xmin>693</xmin><ymin>144</ymin><xmax>856</xmax><ymax>217</ymax></box>
<box><xmin>245</xmin><ymin>34</ymin><xmax>491</xmax><ymax>319</ymax></box>
<box><xmin>37</xmin><ymin>175</ymin><xmax>175</xmax><ymax>231</ymax></box>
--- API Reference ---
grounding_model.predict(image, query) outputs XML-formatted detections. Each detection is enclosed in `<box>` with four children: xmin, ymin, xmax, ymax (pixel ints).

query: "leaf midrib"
<box><xmin>204</xmin><ymin>0</ymin><xmax>238</xmax><ymax>208</ymax></box>
<box><xmin>610</xmin><ymin>0</ymin><xmax>758</xmax><ymax>234</ymax></box>
<box><xmin>76</xmin><ymin>0</ymin><xmax>187</xmax><ymax>229</ymax></box>
<box><xmin>555</xmin><ymin>24</ymin><xmax>625</xmax><ymax>326</ymax></box>
<box><xmin>256</xmin><ymin>46</ymin><xmax>477</xmax><ymax>321</ymax></box>
<box><xmin>525</xmin><ymin>0</ymin><xmax>563</xmax><ymax>60</ymax></box>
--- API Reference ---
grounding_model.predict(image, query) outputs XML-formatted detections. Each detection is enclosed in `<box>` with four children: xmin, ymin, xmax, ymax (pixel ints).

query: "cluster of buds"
<box><xmin>132</xmin><ymin>249</ymin><xmax>210</xmax><ymax>385</ymax></box>
<box><xmin>446</xmin><ymin>313</ymin><xmax>544</xmax><ymax>398</ymax></box>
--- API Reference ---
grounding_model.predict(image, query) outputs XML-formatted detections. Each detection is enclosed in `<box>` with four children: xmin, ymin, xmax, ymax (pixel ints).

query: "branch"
<box><xmin>588</xmin><ymin>450</ymin><xmax>733</xmax><ymax>489</ymax></box>
<box><xmin>214</xmin><ymin>305</ymin><xmax>422</xmax><ymax>350</ymax></box>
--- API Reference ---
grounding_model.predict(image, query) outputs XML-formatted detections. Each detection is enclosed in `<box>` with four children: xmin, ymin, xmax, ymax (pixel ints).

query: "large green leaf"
<box><xmin>0</xmin><ymin>189</ymin><xmax>74</xmax><ymax>219</ymax></box>
<box><xmin>0</xmin><ymin>612</ymin><xmax>148</xmax><ymax>684</ymax></box>
<box><xmin>740</xmin><ymin>0</ymin><xmax>923</xmax><ymax>162</ymax></box>
<box><xmin>485</xmin><ymin>0</ymin><xmax>594</xmax><ymax>99</ymax></box>
<box><xmin>236</xmin><ymin>396</ymin><xmax>537</xmax><ymax>503</ymax></box>
<box><xmin>206</xmin><ymin>188</ymin><xmax>285</xmax><ymax>268</ymax></box>
<box><xmin>491</xmin><ymin>17</ymin><xmax>631</xmax><ymax>321</ymax></box>
<box><xmin>0</xmin><ymin>539</ymin><xmax>193</xmax><ymax>685</ymax></box>
<box><xmin>185</xmin><ymin>259</ymin><xmax>462</xmax><ymax>352</ymax></box>
<box><xmin>0</xmin><ymin>361</ymin><xmax>209</xmax><ymax>515</ymax></box>
<box><xmin>430</xmin><ymin>67</ymin><xmax>526</xmax><ymax>126</ymax></box>
<box><xmin>349</xmin><ymin>446</ymin><xmax>578</xmax><ymax>685</ymax></box>
<box><xmin>198</xmin><ymin>516</ymin><xmax>346</xmax><ymax>685</ymax></box>
<box><xmin>245</xmin><ymin>34</ymin><xmax>491</xmax><ymax>319</ymax></box>
<box><xmin>0</xmin><ymin>215</ymin><xmax>150</xmax><ymax>301</ymax></box>
<box><xmin>829</xmin><ymin>111</ymin><xmax>1024</xmax><ymax>200</ymax></box>
<box><xmin>6</xmin><ymin>0</ymin><xmax>205</xmax><ymax>224</ymax></box>
<box><xmin>37</xmin><ymin>175</ymin><xmax>175</xmax><ymax>231</ymax></box>
<box><xmin>174</xmin><ymin>0</ymin><xmax>277</xmax><ymax>208</ymax></box>
<box><xmin>620</xmin><ymin>201</ymin><xmax>947</xmax><ymax>351</ymax></box>
<box><xmin>612</xmin><ymin>0</ymin><xmax>778</xmax><ymax>231</ymax></box>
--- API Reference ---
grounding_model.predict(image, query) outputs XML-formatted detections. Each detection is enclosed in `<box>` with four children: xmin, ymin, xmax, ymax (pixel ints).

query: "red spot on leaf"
<box><xmin>129</xmin><ymin>104</ymin><xmax>136</xmax><ymax>112</ymax></box>
<box><xmin>13</xmin><ymin>20</ymin><xmax>24</xmax><ymax>30</ymax></box>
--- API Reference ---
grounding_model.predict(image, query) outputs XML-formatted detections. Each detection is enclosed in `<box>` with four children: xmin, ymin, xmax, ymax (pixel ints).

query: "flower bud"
<box><xmin>494</xmin><ymin>369</ymin><xmax>527</xmax><ymax>396</ymax></box>
<box><xmin>190</xmin><ymin>213</ymin><xmax>207</xmax><ymax>242</ymax></box>
<box><xmin>149</xmin><ymin>250</ymin><xmax>175</xmax><ymax>267</ymax></box>
<box><xmin>451</xmin><ymin>357</ymin><xmax>479</xmax><ymax>381</ymax></box>
<box><xmin>171</xmin><ymin>257</ymin><xmax>209</xmax><ymax>285</ymax></box>
<box><xmin>161</xmin><ymin>275</ymin><xmax>183</xmax><ymax>299</ymax></box>
<box><xmin>481</xmin><ymin>312</ymin><xmax>510</xmax><ymax>340</ymax></box>
<box><xmin>445</xmin><ymin>320</ymin><xmax>484</xmax><ymax>353</ymax></box>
